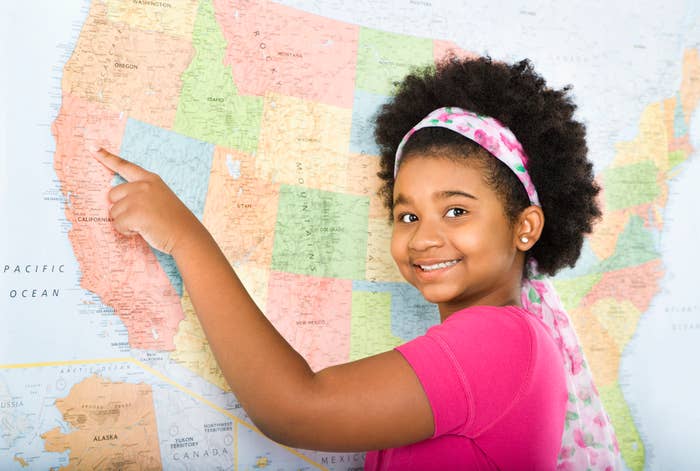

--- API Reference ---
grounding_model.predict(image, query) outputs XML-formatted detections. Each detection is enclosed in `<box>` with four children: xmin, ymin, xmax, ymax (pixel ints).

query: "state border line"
<box><xmin>0</xmin><ymin>358</ymin><xmax>329</xmax><ymax>471</ymax></box>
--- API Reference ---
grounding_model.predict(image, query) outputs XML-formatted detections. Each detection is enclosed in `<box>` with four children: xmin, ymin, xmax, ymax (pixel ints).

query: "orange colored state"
<box><xmin>202</xmin><ymin>146</ymin><xmax>280</xmax><ymax>269</ymax></box>
<box><xmin>61</xmin><ymin>1</ymin><xmax>194</xmax><ymax>129</ymax></box>
<box><xmin>582</xmin><ymin>259</ymin><xmax>664</xmax><ymax>314</ymax></box>
<box><xmin>680</xmin><ymin>48</ymin><xmax>700</xmax><ymax>120</ymax></box>
<box><xmin>53</xmin><ymin>94</ymin><xmax>184</xmax><ymax>351</ymax></box>
<box><xmin>266</xmin><ymin>272</ymin><xmax>352</xmax><ymax>371</ymax></box>
<box><xmin>41</xmin><ymin>374</ymin><xmax>162</xmax><ymax>470</ymax></box>
<box><xmin>213</xmin><ymin>0</ymin><xmax>359</xmax><ymax>108</ymax></box>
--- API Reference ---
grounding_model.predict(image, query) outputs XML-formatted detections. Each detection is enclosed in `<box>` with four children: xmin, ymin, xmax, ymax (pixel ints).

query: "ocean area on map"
<box><xmin>1</xmin><ymin>0</ymin><xmax>133</xmax><ymax>368</ymax></box>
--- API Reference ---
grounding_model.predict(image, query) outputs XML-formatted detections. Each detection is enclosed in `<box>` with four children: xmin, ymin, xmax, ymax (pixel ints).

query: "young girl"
<box><xmin>94</xmin><ymin>56</ymin><xmax>621</xmax><ymax>470</ymax></box>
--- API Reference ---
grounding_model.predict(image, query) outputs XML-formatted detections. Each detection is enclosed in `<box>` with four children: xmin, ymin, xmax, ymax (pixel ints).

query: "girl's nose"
<box><xmin>408</xmin><ymin>221</ymin><xmax>444</xmax><ymax>252</ymax></box>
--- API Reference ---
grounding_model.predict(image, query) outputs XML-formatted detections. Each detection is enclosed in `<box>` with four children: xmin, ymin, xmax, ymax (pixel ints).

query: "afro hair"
<box><xmin>374</xmin><ymin>55</ymin><xmax>602</xmax><ymax>277</ymax></box>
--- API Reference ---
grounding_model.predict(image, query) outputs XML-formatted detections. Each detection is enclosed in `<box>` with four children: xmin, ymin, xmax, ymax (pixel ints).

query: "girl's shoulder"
<box><xmin>431</xmin><ymin>304</ymin><xmax>534</xmax><ymax>353</ymax></box>
<box><xmin>424</xmin><ymin>304</ymin><xmax>561</xmax><ymax>377</ymax></box>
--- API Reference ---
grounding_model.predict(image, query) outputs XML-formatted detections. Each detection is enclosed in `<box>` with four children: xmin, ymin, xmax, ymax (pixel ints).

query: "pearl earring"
<box><xmin>520</xmin><ymin>236</ymin><xmax>529</xmax><ymax>243</ymax></box>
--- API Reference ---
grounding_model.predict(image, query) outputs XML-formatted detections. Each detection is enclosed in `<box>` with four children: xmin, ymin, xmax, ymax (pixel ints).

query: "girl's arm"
<box><xmin>94</xmin><ymin>149</ymin><xmax>434</xmax><ymax>452</ymax></box>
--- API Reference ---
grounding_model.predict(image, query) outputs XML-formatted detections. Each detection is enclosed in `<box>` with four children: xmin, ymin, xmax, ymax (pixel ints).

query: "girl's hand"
<box><xmin>93</xmin><ymin>148</ymin><xmax>202</xmax><ymax>255</ymax></box>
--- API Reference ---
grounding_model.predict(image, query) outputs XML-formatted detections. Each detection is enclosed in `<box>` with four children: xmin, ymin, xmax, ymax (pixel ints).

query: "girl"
<box><xmin>94</xmin><ymin>56</ymin><xmax>621</xmax><ymax>469</ymax></box>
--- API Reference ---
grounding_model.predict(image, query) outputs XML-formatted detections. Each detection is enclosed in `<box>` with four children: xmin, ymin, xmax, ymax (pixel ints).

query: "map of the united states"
<box><xmin>1</xmin><ymin>0</ymin><xmax>698</xmax><ymax>469</ymax></box>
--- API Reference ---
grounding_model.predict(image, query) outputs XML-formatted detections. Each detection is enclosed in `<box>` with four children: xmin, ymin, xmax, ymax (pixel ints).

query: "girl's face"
<box><xmin>391</xmin><ymin>153</ymin><xmax>525</xmax><ymax>319</ymax></box>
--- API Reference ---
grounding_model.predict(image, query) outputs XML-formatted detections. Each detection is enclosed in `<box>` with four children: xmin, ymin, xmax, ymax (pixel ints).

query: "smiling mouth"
<box><xmin>415</xmin><ymin>259</ymin><xmax>461</xmax><ymax>271</ymax></box>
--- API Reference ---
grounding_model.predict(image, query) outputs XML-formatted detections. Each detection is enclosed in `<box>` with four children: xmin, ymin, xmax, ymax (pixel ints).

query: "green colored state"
<box><xmin>355</xmin><ymin>27</ymin><xmax>434</xmax><ymax>95</ymax></box>
<box><xmin>350</xmin><ymin>291</ymin><xmax>402</xmax><ymax>360</ymax></box>
<box><xmin>552</xmin><ymin>272</ymin><xmax>602</xmax><ymax>311</ymax></box>
<box><xmin>272</xmin><ymin>185</ymin><xmax>369</xmax><ymax>279</ymax></box>
<box><xmin>596</xmin><ymin>215</ymin><xmax>659</xmax><ymax>273</ymax></box>
<box><xmin>599</xmin><ymin>382</ymin><xmax>645</xmax><ymax>471</ymax></box>
<box><xmin>668</xmin><ymin>149</ymin><xmax>686</xmax><ymax>169</ymax></box>
<box><xmin>602</xmin><ymin>161</ymin><xmax>660</xmax><ymax>211</ymax></box>
<box><xmin>173</xmin><ymin>0</ymin><xmax>262</xmax><ymax>153</ymax></box>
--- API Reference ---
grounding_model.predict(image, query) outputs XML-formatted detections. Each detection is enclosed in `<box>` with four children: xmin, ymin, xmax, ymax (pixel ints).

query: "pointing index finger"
<box><xmin>93</xmin><ymin>148</ymin><xmax>150</xmax><ymax>182</ymax></box>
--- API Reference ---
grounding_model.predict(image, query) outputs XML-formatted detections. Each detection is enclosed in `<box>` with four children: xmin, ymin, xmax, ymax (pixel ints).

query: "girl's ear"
<box><xmin>515</xmin><ymin>205</ymin><xmax>545</xmax><ymax>251</ymax></box>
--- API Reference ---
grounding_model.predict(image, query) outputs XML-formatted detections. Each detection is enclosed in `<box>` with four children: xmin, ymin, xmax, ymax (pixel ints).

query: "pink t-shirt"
<box><xmin>364</xmin><ymin>305</ymin><xmax>567</xmax><ymax>471</ymax></box>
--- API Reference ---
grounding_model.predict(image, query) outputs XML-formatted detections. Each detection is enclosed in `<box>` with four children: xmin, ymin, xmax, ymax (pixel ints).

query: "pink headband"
<box><xmin>393</xmin><ymin>106</ymin><xmax>541</xmax><ymax>207</ymax></box>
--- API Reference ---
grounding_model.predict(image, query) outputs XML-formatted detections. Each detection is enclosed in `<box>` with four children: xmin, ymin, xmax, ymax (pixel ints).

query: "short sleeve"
<box><xmin>395</xmin><ymin>306</ymin><xmax>534</xmax><ymax>438</ymax></box>
<box><xmin>396</xmin><ymin>332</ymin><xmax>472</xmax><ymax>437</ymax></box>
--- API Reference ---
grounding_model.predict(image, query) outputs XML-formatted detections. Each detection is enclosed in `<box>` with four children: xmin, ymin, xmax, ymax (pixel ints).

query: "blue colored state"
<box><xmin>118</xmin><ymin>118</ymin><xmax>215</xmax><ymax>296</ymax></box>
<box><xmin>349</xmin><ymin>89</ymin><xmax>391</xmax><ymax>156</ymax></box>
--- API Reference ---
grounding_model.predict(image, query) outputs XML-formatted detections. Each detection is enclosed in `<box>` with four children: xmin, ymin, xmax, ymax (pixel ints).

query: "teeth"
<box><xmin>419</xmin><ymin>259</ymin><xmax>459</xmax><ymax>271</ymax></box>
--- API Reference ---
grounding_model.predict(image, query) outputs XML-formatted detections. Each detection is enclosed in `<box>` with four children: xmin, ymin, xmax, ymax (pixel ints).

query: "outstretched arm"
<box><xmin>94</xmin><ymin>148</ymin><xmax>434</xmax><ymax>451</ymax></box>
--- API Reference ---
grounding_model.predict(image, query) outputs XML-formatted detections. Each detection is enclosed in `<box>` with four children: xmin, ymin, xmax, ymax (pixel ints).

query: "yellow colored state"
<box><xmin>234</xmin><ymin>263</ymin><xmax>273</xmax><ymax>315</ymax></box>
<box><xmin>172</xmin><ymin>290</ymin><xmax>230</xmax><ymax>392</ymax></box>
<box><xmin>590</xmin><ymin>298</ymin><xmax>641</xmax><ymax>353</ymax></box>
<box><xmin>105</xmin><ymin>0</ymin><xmax>200</xmax><ymax>39</ymax></box>
<box><xmin>13</xmin><ymin>455</ymin><xmax>28</xmax><ymax>468</ymax></box>
<box><xmin>366</xmin><ymin>217</ymin><xmax>403</xmax><ymax>283</ymax></box>
<box><xmin>257</xmin><ymin>93</ymin><xmax>353</xmax><ymax>193</ymax></box>
<box><xmin>569</xmin><ymin>305</ymin><xmax>620</xmax><ymax>388</ymax></box>
<box><xmin>612</xmin><ymin>102</ymin><xmax>668</xmax><ymax>170</ymax></box>
<box><xmin>172</xmin><ymin>263</ymin><xmax>271</xmax><ymax>392</ymax></box>
<box><xmin>587</xmin><ymin>205</ymin><xmax>628</xmax><ymax>261</ymax></box>
<box><xmin>345</xmin><ymin>152</ymin><xmax>388</xmax><ymax>219</ymax></box>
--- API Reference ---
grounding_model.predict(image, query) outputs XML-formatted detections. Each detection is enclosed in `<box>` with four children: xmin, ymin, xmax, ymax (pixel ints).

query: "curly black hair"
<box><xmin>374</xmin><ymin>55</ymin><xmax>601</xmax><ymax>277</ymax></box>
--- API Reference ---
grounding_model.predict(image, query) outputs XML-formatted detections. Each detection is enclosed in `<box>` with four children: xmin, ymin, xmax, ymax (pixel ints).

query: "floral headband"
<box><xmin>393</xmin><ymin>106</ymin><xmax>540</xmax><ymax>207</ymax></box>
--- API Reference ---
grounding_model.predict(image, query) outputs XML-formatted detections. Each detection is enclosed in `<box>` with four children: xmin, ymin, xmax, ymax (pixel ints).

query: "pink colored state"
<box><xmin>214</xmin><ymin>0</ymin><xmax>359</xmax><ymax>108</ymax></box>
<box><xmin>53</xmin><ymin>94</ymin><xmax>184</xmax><ymax>350</ymax></box>
<box><xmin>266</xmin><ymin>272</ymin><xmax>352</xmax><ymax>371</ymax></box>
<box><xmin>582</xmin><ymin>259</ymin><xmax>664</xmax><ymax>313</ymax></box>
<box><xmin>433</xmin><ymin>39</ymin><xmax>477</xmax><ymax>62</ymax></box>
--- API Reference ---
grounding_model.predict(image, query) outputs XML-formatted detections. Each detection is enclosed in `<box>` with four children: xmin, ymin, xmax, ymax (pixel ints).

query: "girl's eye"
<box><xmin>446</xmin><ymin>208</ymin><xmax>466</xmax><ymax>218</ymax></box>
<box><xmin>399</xmin><ymin>213</ymin><xmax>418</xmax><ymax>223</ymax></box>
